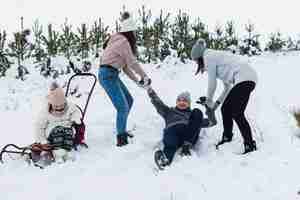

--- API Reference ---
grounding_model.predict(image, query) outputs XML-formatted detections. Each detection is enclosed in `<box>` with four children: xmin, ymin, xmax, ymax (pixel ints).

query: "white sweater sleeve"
<box><xmin>34</xmin><ymin>110</ymin><xmax>49</xmax><ymax>144</ymax></box>
<box><xmin>206</xmin><ymin>62</ymin><xmax>217</xmax><ymax>105</ymax></box>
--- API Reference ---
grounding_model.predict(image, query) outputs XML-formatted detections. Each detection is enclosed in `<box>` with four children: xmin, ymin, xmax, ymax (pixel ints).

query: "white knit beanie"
<box><xmin>120</xmin><ymin>12</ymin><xmax>138</xmax><ymax>32</ymax></box>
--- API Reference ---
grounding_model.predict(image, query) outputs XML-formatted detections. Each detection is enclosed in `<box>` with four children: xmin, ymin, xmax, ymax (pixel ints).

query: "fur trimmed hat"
<box><xmin>47</xmin><ymin>82</ymin><xmax>66</xmax><ymax>106</ymax></box>
<box><xmin>191</xmin><ymin>38</ymin><xmax>207</xmax><ymax>60</ymax></box>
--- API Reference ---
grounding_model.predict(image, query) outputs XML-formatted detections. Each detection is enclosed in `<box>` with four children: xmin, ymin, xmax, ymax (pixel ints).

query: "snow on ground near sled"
<box><xmin>1</xmin><ymin>52</ymin><xmax>300</xmax><ymax>200</ymax></box>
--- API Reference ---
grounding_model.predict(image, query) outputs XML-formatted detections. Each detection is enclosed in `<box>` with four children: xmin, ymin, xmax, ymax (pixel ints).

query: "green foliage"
<box><xmin>2</xmin><ymin>9</ymin><xmax>300</xmax><ymax>79</ymax></box>
<box><xmin>32</xmin><ymin>20</ymin><xmax>46</xmax><ymax>62</ymax></box>
<box><xmin>224</xmin><ymin>21</ymin><xmax>238</xmax><ymax>49</ymax></box>
<box><xmin>191</xmin><ymin>18</ymin><xmax>209</xmax><ymax>41</ymax></box>
<box><xmin>293</xmin><ymin>110</ymin><xmax>300</xmax><ymax>129</ymax></box>
<box><xmin>76</xmin><ymin>23</ymin><xmax>91</xmax><ymax>59</ymax></box>
<box><xmin>7</xmin><ymin>17</ymin><xmax>31</xmax><ymax>80</ymax></box>
<box><xmin>90</xmin><ymin>18</ymin><xmax>109</xmax><ymax>57</ymax></box>
<box><xmin>239</xmin><ymin>22</ymin><xmax>261</xmax><ymax>56</ymax></box>
<box><xmin>137</xmin><ymin>5</ymin><xmax>155</xmax><ymax>62</ymax></box>
<box><xmin>265</xmin><ymin>31</ymin><xmax>286</xmax><ymax>52</ymax></box>
<box><xmin>152</xmin><ymin>10</ymin><xmax>171</xmax><ymax>61</ymax></box>
<box><xmin>211</xmin><ymin>24</ymin><xmax>226</xmax><ymax>50</ymax></box>
<box><xmin>42</xmin><ymin>24</ymin><xmax>60</xmax><ymax>57</ymax></box>
<box><xmin>8</xmin><ymin>29</ymin><xmax>31</xmax><ymax>65</ymax></box>
<box><xmin>0</xmin><ymin>30</ymin><xmax>10</xmax><ymax>77</ymax></box>
<box><xmin>170</xmin><ymin>10</ymin><xmax>193</xmax><ymax>62</ymax></box>
<box><xmin>59</xmin><ymin>20</ymin><xmax>77</xmax><ymax>59</ymax></box>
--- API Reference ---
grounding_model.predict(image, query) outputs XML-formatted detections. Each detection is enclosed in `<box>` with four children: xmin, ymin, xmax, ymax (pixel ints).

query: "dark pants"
<box><xmin>163</xmin><ymin>109</ymin><xmax>203</xmax><ymax>162</ymax></box>
<box><xmin>221</xmin><ymin>81</ymin><xmax>255</xmax><ymax>144</ymax></box>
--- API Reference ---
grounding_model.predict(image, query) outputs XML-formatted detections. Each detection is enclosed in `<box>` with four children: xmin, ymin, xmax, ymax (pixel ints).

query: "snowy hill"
<box><xmin>1</xmin><ymin>52</ymin><xmax>300</xmax><ymax>200</ymax></box>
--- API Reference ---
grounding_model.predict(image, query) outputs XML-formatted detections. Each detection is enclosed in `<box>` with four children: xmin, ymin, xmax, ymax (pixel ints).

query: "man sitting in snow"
<box><xmin>147</xmin><ymin>87</ymin><xmax>217</xmax><ymax>169</ymax></box>
<box><xmin>33</xmin><ymin>82</ymin><xmax>82</xmax><ymax>165</ymax></box>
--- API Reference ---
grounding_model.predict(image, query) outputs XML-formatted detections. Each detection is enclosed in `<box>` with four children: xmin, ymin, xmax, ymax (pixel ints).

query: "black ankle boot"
<box><xmin>154</xmin><ymin>150</ymin><xmax>170</xmax><ymax>170</ymax></box>
<box><xmin>216</xmin><ymin>134</ymin><xmax>233</xmax><ymax>149</ymax></box>
<box><xmin>116</xmin><ymin>133</ymin><xmax>134</xmax><ymax>147</ymax></box>
<box><xmin>116</xmin><ymin>134</ymin><xmax>128</xmax><ymax>147</ymax></box>
<box><xmin>243</xmin><ymin>140</ymin><xmax>257</xmax><ymax>154</ymax></box>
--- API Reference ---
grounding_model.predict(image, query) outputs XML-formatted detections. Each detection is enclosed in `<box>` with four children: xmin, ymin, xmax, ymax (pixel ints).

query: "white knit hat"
<box><xmin>120</xmin><ymin>13</ymin><xmax>138</xmax><ymax>32</ymax></box>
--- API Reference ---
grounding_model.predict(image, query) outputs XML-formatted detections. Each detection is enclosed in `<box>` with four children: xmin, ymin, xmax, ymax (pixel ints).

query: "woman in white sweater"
<box><xmin>191</xmin><ymin>39</ymin><xmax>258</xmax><ymax>154</ymax></box>
<box><xmin>35</xmin><ymin>82</ymin><xmax>81</xmax><ymax>162</ymax></box>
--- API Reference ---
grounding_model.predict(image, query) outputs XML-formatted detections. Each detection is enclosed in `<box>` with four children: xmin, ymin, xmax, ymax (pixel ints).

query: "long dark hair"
<box><xmin>195</xmin><ymin>56</ymin><xmax>205</xmax><ymax>75</ymax></box>
<box><xmin>120</xmin><ymin>31</ymin><xmax>137</xmax><ymax>55</ymax></box>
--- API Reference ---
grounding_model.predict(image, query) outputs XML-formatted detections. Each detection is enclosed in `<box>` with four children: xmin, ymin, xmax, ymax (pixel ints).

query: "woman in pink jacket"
<box><xmin>99</xmin><ymin>12</ymin><xmax>151</xmax><ymax>147</ymax></box>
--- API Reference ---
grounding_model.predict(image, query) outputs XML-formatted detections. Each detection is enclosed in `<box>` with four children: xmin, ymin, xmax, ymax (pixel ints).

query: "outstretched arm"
<box><xmin>123</xmin><ymin>65</ymin><xmax>139</xmax><ymax>83</ymax></box>
<box><xmin>206</xmin><ymin>62</ymin><xmax>218</xmax><ymax>108</ymax></box>
<box><xmin>147</xmin><ymin>88</ymin><xmax>170</xmax><ymax>118</ymax></box>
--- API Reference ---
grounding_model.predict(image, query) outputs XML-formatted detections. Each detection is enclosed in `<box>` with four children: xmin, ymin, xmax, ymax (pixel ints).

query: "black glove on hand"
<box><xmin>138</xmin><ymin>76</ymin><xmax>152</xmax><ymax>89</ymax></box>
<box><xmin>196</xmin><ymin>96</ymin><xmax>207</xmax><ymax>105</ymax></box>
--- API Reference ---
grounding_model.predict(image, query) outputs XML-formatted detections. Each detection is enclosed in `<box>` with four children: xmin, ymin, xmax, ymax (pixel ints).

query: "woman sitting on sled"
<box><xmin>33</xmin><ymin>82</ymin><xmax>82</xmax><ymax>164</ymax></box>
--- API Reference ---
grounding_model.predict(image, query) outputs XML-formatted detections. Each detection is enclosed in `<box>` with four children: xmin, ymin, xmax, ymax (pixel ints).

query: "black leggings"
<box><xmin>221</xmin><ymin>81</ymin><xmax>255</xmax><ymax>143</ymax></box>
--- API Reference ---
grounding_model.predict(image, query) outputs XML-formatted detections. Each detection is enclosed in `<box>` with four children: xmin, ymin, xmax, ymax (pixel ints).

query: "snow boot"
<box><xmin>180</xmin><ymin>141</ymin><xmax>192</xmax><ymax>156</ymax></box>
<box><xmin>243</xmin><ymin>140</ymin><xmax>257</xmax><ymax>154</ymax></box>
<box><xmin>154</xmin><ymin>150</ymin><xmax>170</xmax><ymax>170</ymax></box>
<box><xmin>216</xmin><ymin>133</ymin><xmax>233</xmax><ymax>149</ymax></box>
<box><xmin>116</xmin><ymin>133</ymin><xmax>134</xmax><ymax>147</ymax></box>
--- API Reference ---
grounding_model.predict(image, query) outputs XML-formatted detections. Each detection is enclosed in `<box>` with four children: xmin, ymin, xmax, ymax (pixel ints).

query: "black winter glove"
<box><xmin>138</xmin><ymin>76</ymin><xmax>152</xmax><ymax>89</ymax></box>
<box><xmin>196</xmin><ymin>96</ymin><xmax>207</xmax><ymax>105</ymax></box>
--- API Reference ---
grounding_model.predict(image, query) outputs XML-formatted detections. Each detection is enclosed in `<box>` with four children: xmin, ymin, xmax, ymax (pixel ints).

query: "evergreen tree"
<box><xmin>286</xmin><ymin>37</ymin><xmax>296</xmax><ymax>51</ymax></box>
<box><xmin>265</xmin><ymin>31</ymin><xmax>286</xmax><ymax>52</ymax></box>
<box><xmin>0</xmin><ymin>30</ymin><xmax>10</xmax><ymax>77</ymax></box>
<box><xmin>90</xmin><ymin>17</ymin><xmax>109</xmax><ymax>57</ymax></box>
<box><xmin>239</xmin><ymin>22</ymin><xmax>261</xmax><ymax>56</ymax></box>
<box><xmin>76</xmin><ymin>23</ymin><xmax>91</xmax><ymax>59</ymax></box>
<box><xmin>137</xmin><ymin>5</ymin><xmax>154</xmax><ymax>63</ymax></box>
<box><xmin>211</xmin><ymin>23</ymin><xmax>226</xmax><ymax>50</ymax></box>
<box><xmin>7</xmin><ymin>17</ymin><xmax>31</xmax><ymax>80</ymax></box>
<box><xmin>42</xmin><ymin>24</ymin><xmax>60</xmax><ymax>57</ymax></box>
<box><xmin>191</xmin><ymin>18</ymin><xmax>209</xmax><ymax>42</ymax></box>
<box><xmin>224</xmin><ymin>20</ymin><xmax>238</xmax><ymax>52</ymax></box>
<box><xmin>152</xmin><ymin>9</ymin><xmax>171</xmax><ymax>61</ymax></box>
<box><xmin>41</xmin><ymin>24</ymin><xmax>60</xmax><ymax>78</ymax></box>
<box><xmin>59</xmin><ymin>19</ymin><xmax>76</xmax><ymax>60</ymax></box>
<box><xmin>170</xmin><ymin>10</ymin><xmax>193</xmax><ymax>62</ymax></box>
<box><xmin>32</xmin><ymin>19</ymin><xmax>46</xmax><ymax>62</ymax></box>
<box><xmin>296</xmin><ymin>37</ymin><xmax>300</xmax><ymax>50</ymax></box>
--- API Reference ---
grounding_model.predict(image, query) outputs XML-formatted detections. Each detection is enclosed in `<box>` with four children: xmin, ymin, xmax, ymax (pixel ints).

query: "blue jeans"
<box><xmin>98</xmin><ymin>66</ymin><xmax>133</xmax><ymax>135</ymax></box>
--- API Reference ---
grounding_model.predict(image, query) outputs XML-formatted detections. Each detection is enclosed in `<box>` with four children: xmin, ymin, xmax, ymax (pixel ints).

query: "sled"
<box><xmin>65</xmin><ymin>72</ymin><xmax>97</xmax><ymax>149</ymax></box>
<box><xmin>0</xmin><ymin>72</ymin><xmax>97</xmax><ymax>164</ymax></box>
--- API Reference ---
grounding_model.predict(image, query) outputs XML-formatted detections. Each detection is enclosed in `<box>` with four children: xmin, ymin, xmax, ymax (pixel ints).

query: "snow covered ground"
<box><xmin>1</xmin><ymin>52</ymin><xmax>300</xmax><ymax>200</ymax></box>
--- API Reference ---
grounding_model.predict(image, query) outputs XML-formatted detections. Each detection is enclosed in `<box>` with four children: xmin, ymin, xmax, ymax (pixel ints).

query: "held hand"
<box><xmin>196</xmin><ymin>96</ymin><xmax>207</xmax><ymax>105</ymax></box>
<box><xmin>138</xmin><ymin>76</ymin><xmax>152</xmax><ymax>89</ymax></box>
